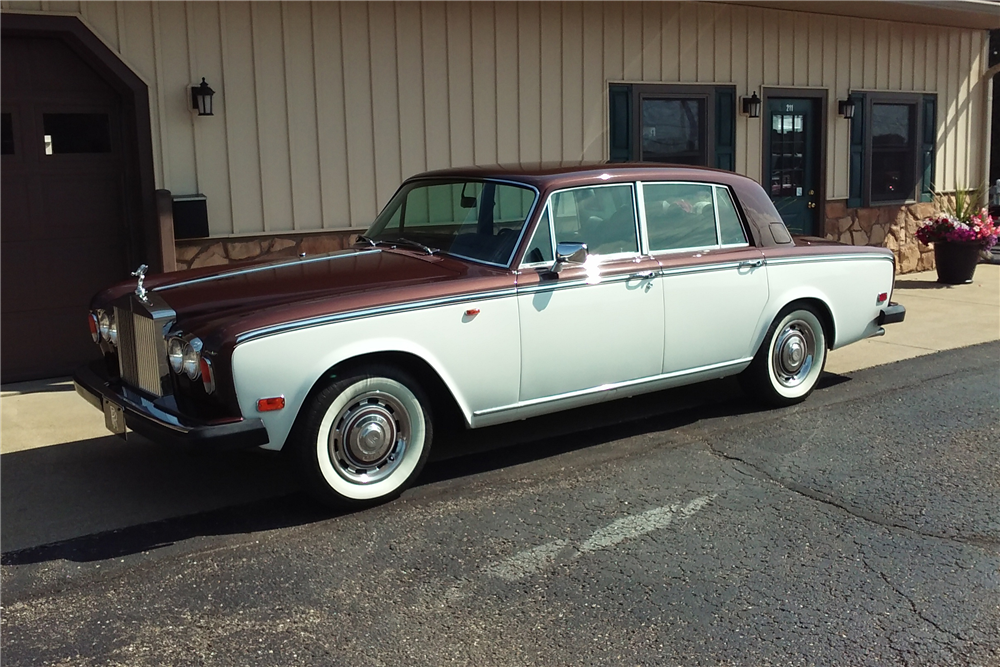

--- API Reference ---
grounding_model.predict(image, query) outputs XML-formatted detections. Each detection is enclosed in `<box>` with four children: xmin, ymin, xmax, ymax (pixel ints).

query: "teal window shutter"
<box><xmin>609</xmin><ymin>85</ymin><xmax>632</xmax><ymax>162</ymax></box>
<box><xmin>920</xmin><ymin>95</ymin><xmax>937</xmax><ymax>202</ymax></box>
<box><xmin>847</xmin><ymin>93</ymin><xmax>865</xmax><ymax>208</ymax></box>
<box><xmin>714</xmin><ymin>87</ymin><xmax>736</xmax><ymax>171</ymax></box>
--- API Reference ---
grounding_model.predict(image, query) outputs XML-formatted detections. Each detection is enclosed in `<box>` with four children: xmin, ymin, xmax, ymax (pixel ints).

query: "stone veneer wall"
<box><xmin>177</xmin><ymin>203</ymin><xmax>946</xmax><ymax>274</ymax></box>
<box><xmin>823</xmin><ymin>200</ymin><xmax>945</xmax><ymax>274</ymax></box>
<box><xmin>174</xmin><ymin>230</ymin><xmax>364</xmax><ymax>270</ymax></box>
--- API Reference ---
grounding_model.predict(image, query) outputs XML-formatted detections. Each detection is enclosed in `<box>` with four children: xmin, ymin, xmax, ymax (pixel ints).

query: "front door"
<box><xmin>516</xmin><ymin>184</ymin><xmax>664</xmax><ymax>402</ymax></box>
<box><xmin>765</xmin><ymin>97</ymin><xmax>821</xmax><ymax>235</ymax></box>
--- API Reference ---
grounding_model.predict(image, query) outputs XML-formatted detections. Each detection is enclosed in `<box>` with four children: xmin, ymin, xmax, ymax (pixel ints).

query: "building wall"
<box><xmin>1</xmin><ymin>1</ymin><xmax>990</xmax><ymax>240</ymax></box>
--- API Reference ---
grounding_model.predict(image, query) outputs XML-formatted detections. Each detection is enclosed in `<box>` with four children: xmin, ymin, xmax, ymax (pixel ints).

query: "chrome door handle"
<box><xmin>739</xmin><ymin>259</ymin><xmax>764</xmax><ymax>269</ymax></box>
<box><xmin>628</xmin><ymin>271</ymin><xmax>658</xmax><ymax>280</ymax></box>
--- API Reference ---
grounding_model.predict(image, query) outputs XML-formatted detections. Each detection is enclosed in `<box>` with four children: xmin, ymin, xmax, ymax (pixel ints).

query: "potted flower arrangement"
<box><xmin>915</xmin><ymin>188</ymin><xmax>998</xmax><ymax>284</ymax></box>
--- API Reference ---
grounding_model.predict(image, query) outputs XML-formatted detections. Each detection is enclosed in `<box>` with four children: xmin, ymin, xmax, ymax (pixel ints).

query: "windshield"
<box><xmin>366</xmin><ymin>179</ymin><xmax>538</xmax><ymax>266</ymax></box>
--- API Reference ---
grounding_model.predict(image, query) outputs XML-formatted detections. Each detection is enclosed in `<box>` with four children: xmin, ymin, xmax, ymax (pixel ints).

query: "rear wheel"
<box><xmin>740</xmin><ymin>306</ymin><xmax>827</xmax><ymax>407</ymax></box>
<box><xmin>290</xmin><ymin>365</ymin><xmax>433</xmax><ymax>508</ymax></box>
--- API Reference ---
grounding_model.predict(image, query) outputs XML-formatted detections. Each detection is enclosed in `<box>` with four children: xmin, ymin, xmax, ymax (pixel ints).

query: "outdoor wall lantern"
<box><xmin>741</xmin><ymin>92</ymin><xmax>761</xmax><ymax>118</ymax></box>
<box><xmin>191</xmin><ymin>78</ymin><xmax>215</xmax><ymax>116</ymax></box>
<box><xmin>838</xmin><ymin>97</ymin><xmax>856</xmax><ymax>120</ymax></box>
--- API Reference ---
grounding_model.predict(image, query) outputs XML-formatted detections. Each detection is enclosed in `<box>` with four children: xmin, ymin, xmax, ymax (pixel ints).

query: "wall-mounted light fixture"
<box><xmin>838</xmin><ymin>97</ymin><xmax>856</xmax><ymax>120</ymax></box>
<box><xmin>741</xmin><ymin>92</ymin><xmax>761</xmax><ymax>118</ymax></box>
<box><xmin>191</xmin><ymin>78</ymin><xmax>215</xmax><ymax>116</ymax></box>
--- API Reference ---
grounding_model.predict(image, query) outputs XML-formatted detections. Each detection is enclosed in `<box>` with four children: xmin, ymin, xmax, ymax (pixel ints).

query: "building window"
<box><xmin>849</xmin><ymin>92</ymin><xmax>936</xmax><ymax>207</ymax></box>
<box><xmin>609</xmin><ymin>84</ymin><xmax>735</xmax><ymax>171</ymax></box>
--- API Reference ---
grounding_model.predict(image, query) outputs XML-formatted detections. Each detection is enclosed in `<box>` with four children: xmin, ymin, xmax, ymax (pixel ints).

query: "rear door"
<box><xmin>639</xmin><ymin>181</ymin><xmax>769</xmax><ymax>373</ymax></box>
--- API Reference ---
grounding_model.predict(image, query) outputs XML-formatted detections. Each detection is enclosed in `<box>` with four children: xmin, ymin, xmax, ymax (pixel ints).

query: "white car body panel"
<box><xmin>231</xmin><ymin>251</ymin><xmax>896</xmax><ymax>451</ymax></box>
<box><xmin>759</xmin><ymin>253</ymin><xmax>896</xmax><ymax>351</ymax></box>
<box><xmin>657</xmin><ymin>258</ymin><xmax>770</xmax><ymax>373</ymax></box>
<box><xmin>231</xmin><ymin>297</ymin><xmax>521</xmax><ymax>451</ymax></box>
<box><xmin>517</xmin><ymin>259</ymin><xmax>664</xmax><ymax>402</ymax></box>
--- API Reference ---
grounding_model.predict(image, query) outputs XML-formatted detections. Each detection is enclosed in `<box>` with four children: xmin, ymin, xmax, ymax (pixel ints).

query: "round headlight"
<box><xmin>182</xmin><ymin>338</ymin><xmax>203</xmax><ymax>380</ymax></box>
<box><xmin>167</xmin><ymin>337</ymin><xmax>185</xmax><ymax>374</ymax></box>
<box><xmin>98</xmin><ymin>310</ymin><xmax>111</xmax><ymax>342</ymax></box>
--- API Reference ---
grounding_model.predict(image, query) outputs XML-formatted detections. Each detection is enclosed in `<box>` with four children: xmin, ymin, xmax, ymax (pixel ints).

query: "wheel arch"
<box><xmin>293</xmin><ymin>350</ymin><xmax>469</xmax><ymax>438</ymax></box>
<box><xmin>779</xmin><ymin>297</ymin><xmax>836</xmax><ymax>349</ymax></box>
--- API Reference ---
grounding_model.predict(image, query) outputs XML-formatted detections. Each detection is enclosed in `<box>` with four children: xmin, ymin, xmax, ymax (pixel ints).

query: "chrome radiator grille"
<box><xmin>115</xmin><ymin>306</ymin><xmax>164</xmax><ymax>396</ymax></box>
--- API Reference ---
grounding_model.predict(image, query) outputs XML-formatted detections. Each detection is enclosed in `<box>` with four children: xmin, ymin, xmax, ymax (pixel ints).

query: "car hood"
<box><xmin>101</xmin><ymin>248</ymin><xmax>512</xmax><ymax>349</ymax></box>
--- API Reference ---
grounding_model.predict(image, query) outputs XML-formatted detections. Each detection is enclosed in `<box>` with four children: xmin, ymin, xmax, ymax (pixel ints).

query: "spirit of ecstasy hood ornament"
<box><xmin>132</xmin><ymin>264</ymin><xmax>149</xmax><ymax>301</ymax></box>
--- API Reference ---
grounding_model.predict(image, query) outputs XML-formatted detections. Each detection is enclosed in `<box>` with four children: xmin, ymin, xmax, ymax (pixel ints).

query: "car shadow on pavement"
<box><xmin>891</xmin><ymin>279</ymin><xmax>956</xmax><ymax>290</ymax></box>
<box><xmin>2</xmin><ymin>373</ymin><xmax>851</xmax><ymax>566</ymax></box>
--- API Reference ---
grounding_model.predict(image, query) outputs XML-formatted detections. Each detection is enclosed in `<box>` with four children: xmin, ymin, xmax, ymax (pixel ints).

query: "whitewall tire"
<box><xmin>740</xmin><ymin>306</ymin><xmax>827</xmax><ymax>407</ymax></box>
<box><xmin>291</xmin><ymin>365</ymin><xmax>433</xmax><ymax>508</ymax></box>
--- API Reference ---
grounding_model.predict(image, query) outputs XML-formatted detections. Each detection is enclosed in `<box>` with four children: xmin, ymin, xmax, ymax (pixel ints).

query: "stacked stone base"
<box><xmin>824</xmin><ymin>200</ymin><xmax>940</xmax><ymax>273</ymax></box>
<box><xmin>174</xmin><ymin>203</ymin><xmax>944</xmax><ymax>275</ymax></box>
<box><xmin>175</xmin><ymin>230</ymin><xmax>363</xmax><ymax>270</ymax></box>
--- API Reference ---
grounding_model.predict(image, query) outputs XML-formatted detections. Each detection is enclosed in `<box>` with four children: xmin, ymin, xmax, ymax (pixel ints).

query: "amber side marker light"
<box><xmin>257</xmin><ymin>396</ymin><xmax>285</xmax><ymax>412</ymax></box>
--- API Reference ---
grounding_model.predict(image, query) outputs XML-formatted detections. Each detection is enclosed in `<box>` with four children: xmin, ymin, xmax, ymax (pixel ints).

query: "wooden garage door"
<box><xmin>1</xmin><ymin>37</ymin><xmax>130</xmax><ymax>382</ymax></box>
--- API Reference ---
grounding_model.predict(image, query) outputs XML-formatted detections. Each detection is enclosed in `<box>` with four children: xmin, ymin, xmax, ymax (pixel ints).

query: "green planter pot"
<box><xmin>933</xmin><ymin>241</ymin><xmax>981</xmax><ymax>284</ymax></box>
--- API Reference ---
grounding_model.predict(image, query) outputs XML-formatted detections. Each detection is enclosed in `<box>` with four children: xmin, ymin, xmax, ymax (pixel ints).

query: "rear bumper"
<box><xmin>878</xmin><ymin>302</ymin><xmax>906</xmax><ymax>326</ymax></box>
<box><xmin>73</xmin><ymin>360</ymin><xmax>269</xmax><ymax>452</ymax></box>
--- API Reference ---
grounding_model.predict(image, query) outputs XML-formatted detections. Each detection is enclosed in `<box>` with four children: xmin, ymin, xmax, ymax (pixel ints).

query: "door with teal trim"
<box><xmin>765</xmin><ymin>98</ymin><xmax>820</xmax><ymax>236</ymax></box>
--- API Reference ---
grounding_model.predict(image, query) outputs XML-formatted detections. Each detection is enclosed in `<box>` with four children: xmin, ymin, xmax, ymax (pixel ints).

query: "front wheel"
<box><xmin>740</xmin><ymin>306</ymin><xmax>827</xmax><ymax>407</ymax></box>
<box><xmin>290</xmin><ymin>365</ymin><xmax>433</xmax><ymax>508</ymax></box>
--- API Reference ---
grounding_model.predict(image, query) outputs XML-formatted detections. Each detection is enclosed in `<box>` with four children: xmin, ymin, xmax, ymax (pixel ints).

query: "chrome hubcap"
<box><xmin>329</xmin><ymin>392</ymin><xmax>410</xmax><ymax>485</ymax></box>
<box><xmin>772</xmin><ymin>320</ymin><xmax>815</xmax><ymax>388</ymax></box>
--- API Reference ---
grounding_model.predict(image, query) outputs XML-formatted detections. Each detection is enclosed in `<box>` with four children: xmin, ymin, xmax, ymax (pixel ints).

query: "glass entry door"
<box><xmin>765</xmin><ymin>97</ymin><xmax>820</xmax><ymax>236</ymax></box>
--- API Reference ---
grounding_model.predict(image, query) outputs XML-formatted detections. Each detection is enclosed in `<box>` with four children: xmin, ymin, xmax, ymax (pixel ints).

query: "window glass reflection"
<box><xmin>640</xmin><ymin>98</ymin><xmax>704</xmax><ymax>165</ymax></box>
<box><xmin>643</xmin><ymin>183</ymin><xmax>718</xmax><ymax>252</ymax></box>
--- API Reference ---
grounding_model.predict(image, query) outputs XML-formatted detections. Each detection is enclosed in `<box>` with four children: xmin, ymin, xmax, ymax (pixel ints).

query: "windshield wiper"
<box><xmin>386</xmin><ymin>237</ymin><xmax>438</xmax><ymax>255</ymax></box>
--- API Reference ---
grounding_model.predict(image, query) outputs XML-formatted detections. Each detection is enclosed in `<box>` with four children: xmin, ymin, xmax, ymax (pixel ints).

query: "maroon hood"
<box><xmin>95</xmin><ymin>248</ymin><xmax>513</xmax><ymax>349</ymax></box>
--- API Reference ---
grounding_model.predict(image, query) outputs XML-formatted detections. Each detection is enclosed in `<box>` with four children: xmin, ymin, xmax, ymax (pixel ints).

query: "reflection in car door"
<box><xmin>516</xmin><ymin>183</ymin><xmax>665</xmax><ymax>402</ymax></box>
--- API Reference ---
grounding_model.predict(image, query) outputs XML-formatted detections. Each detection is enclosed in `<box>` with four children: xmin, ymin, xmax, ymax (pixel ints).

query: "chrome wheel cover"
<box><xmin>328</xmin><ymin>390</ymin><xmax>410</xmax><ymax>485</ymax></box>
<box><xmin>771</xmin><ymin>319</ymin><xmax>816</xmax><ymax>389</ymax></box>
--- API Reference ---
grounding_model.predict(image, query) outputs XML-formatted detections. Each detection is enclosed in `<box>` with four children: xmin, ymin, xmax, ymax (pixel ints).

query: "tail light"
<box><xmin>876</xmin><ymin>292</ymin><xmax>888</xmax><ymax>305</ymax></box>
<box><xmin>88</xmin><ymin>312</ymin><xmax>99</xmax><ymax>343</ymax></box>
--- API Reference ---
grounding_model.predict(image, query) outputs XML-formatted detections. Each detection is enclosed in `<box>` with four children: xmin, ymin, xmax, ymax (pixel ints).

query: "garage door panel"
<box><xmin>1</xmin><ymin>307</ymin><xmax>102</xmax><ymax>381</ymax></box>
<box><xmin>38</xmin><ymin>172</ymin><xmax>125</xmax><ymax>239</ymax></box>
<box><xmin>0</xmin><ymin>172</ymin><xmax>33</xmax><ymax>242</ymax></box>
<box><xmin>1</xmin><ymin>34</ymin><xmax>131</xmax><ymax>381</ymax></box>
<box><xmin>2</xmin><ymin>239</ymin><xmax>126</xmax><ymax>312</ymax></box>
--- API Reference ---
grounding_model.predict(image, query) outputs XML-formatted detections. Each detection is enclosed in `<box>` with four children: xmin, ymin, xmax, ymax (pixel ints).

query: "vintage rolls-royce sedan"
<box><xmin>75</xmin><ymin>163</ymin><xmax>905</xmax><ymax>507</ymax></box>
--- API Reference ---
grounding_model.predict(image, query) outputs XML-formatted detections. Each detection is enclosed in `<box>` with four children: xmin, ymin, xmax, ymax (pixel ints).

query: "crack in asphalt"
<box><xmin>702</xmin><ymin>442</ymin><xmax>999</xmax><ymax>552</ymax></box>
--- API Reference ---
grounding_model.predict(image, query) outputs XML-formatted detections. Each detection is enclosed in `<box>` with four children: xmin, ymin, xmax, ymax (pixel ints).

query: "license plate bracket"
<box><xmin>103</xmin><ymin>398</ymin><xmax>127</xmax><ymax>439</ymax></box>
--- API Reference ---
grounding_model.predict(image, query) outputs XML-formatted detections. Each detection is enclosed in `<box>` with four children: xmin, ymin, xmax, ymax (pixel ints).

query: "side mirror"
<box><xmin>551</xmin><ymin>242</ymin><xmax>588</xmax><ymax>274</ymax></box>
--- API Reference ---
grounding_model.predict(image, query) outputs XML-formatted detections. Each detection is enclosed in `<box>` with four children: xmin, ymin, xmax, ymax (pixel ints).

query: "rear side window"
<box><xmin>642</xmin><ymin>183</ymin><xmax>717</xmax><ymax>251</ymax></box>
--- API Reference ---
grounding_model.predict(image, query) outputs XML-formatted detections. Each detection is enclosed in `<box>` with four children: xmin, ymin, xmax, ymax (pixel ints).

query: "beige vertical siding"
<box><xmin>2</xmin><ymin>1</ymin><xmax>989</xmax><ymax>234</ymax></box>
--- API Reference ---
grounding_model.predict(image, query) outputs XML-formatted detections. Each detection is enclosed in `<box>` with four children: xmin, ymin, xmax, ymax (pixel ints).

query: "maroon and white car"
<box><xmin>75</xmin><ymin>163</ymin><xmax>905</xmax><ymax>507</ymax></box>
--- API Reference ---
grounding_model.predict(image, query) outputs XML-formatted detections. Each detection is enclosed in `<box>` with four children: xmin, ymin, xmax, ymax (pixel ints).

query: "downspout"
<box><xmin>983</xmin><ymin>61</ymin><xmax>1000</xmax><ymax>199</ymax></box>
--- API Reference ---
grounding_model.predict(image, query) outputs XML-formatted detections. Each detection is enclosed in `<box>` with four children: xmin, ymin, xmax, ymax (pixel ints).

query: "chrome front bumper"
<box><xmin>73</xmin><ymin>360</ymin><xmax>269</xmax><ymax>452</ymax></box>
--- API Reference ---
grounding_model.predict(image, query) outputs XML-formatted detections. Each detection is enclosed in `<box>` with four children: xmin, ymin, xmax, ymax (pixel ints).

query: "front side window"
<box><xmin>367</xmin><ymin>179</ymin><xmax>536</xmax><ymax>266</ymax></box>
<box><xmin>549</xmin><ymin>184</ymin><xmax>638</xmax><ymax>256</ymax></box>
<box><xmin>522</xmin><ymin>206</ymin><xmax>554</xmax><ymax>265</ymax></box>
